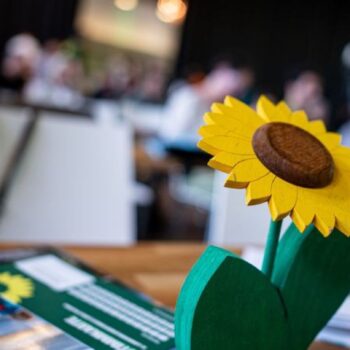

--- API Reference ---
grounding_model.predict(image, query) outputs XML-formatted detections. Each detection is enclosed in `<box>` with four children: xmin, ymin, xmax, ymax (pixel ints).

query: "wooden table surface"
<box><xmin>0</xmin><ymin>242</ymin><xmax>347</xmax><ymax>350</ymax></box>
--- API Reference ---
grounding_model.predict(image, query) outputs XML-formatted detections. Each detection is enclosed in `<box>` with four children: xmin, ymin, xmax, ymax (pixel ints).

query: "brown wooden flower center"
<box><xmin>252</xmin><ymin>122</ymin><xmax>334</xmax><ymax>188</ymax></box>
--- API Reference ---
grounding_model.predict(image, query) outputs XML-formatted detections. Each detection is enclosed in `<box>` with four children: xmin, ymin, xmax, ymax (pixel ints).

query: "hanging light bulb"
<box><xmin>156</xmin><ymin>0</ymin><xmax>187</xmax><ymax>24</ymax></box>
<box><xmin>114</xmin><ymin>0</ymin><xmax>139</xmax><ymax>11</ymax></box>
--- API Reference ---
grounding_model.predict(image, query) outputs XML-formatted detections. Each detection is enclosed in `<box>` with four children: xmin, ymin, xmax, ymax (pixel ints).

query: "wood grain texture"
<box><xmin>253</xmin><ymin>122</ymin><xmax>334</xmax><ymax>188</ymax></box>
<box><xmin>0</xmin><ymin>242</ymin><xmax>345</xmax><ymax>350</ymax></box>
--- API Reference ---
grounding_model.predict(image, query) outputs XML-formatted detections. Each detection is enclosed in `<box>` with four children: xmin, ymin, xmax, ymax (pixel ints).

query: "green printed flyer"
<box><xmin>0</xmin><ymin>249</ymin><xmax>175</xmax><ymax>350</ymax></box>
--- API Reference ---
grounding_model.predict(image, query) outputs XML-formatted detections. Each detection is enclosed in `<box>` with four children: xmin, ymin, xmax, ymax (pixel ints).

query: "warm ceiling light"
<box><xmin>114</xmin><ymin>0</ymin><xmax>139</xmax><ymax>11</ymax></box>
<box><xmin>156</xmin><ymin>0</ymin><xmax>187</xmax><ymax>24</ymax></box>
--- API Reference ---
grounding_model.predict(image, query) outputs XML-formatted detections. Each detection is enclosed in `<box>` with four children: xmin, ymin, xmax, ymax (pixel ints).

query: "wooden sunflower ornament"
<box><xmin>198</xmin><ymin>95</ymin><xmax>350</xmax><ymax>236</ymax></box>
<box><xmin>175</xmin><ymin>96</ymin><xmax>350</xmax><ymax>350</ymax></box>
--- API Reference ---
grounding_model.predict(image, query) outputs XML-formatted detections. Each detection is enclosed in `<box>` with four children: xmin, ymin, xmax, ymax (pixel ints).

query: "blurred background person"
<box><xmin>159</xmin><ymin>59</ymin><xmax>255</xmax><ymax>146</ymax></box>
<box><xmin>93</xmin><ymin>55</ymin><xmax>135</xmax><ymax>100</ymax></box>
<box><xmin>339</xmin><ymin>43</ymin><xmax>350</xmax><ymax>146</ymax></box>
<box><xmin>284</xmin><ymin>68</ymin><xmax>330</xmax><ymax>123</ymax></box>
<box><xmin>23</xmin><ymin>39</ymin><xmax>84</xmax><ymax>108</ymax></box>
<box><xmin>0</xmin><ymin>33</ymin><xmax>40</xmax><ymax>92</ymax></box>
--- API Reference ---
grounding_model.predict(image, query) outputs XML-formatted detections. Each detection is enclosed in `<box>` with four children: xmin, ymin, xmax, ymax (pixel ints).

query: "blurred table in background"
<box><xmin>0</xmin><ymin>243</ymin><xmax>345</xmax><ymax>350</ymax></box>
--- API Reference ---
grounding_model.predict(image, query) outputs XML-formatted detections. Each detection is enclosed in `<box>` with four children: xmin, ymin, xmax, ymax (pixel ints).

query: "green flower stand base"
<box><xmin>175</xmin><ymin>224</ymin><xmax>350</xmax><ymax>350</ymax></box>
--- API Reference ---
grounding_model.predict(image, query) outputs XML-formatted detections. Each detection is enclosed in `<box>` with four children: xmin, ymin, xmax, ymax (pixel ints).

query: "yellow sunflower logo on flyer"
<box><xmin>198</xmin><ymin>95</ymin><xmax>350</xmax><ymax>237</ymax></box>
<box><xmin>0</xmin><ymin>272</ymin><xmax>34</xmax><ymax>303</ymax></box>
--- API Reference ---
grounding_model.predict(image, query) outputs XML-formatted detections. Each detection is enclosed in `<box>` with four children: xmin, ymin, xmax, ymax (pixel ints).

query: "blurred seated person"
<box><xmin>339</xmin><ymin>43</ymin><xmax>350</xmax><ymax>146</ymax></box>
<box><xmin>135</xmin><ymin>61</ymin><xmax>168</xmax><ymax>103</ymax></box>
<box><xmin>141</xmin><ymin>59</ymin><xmax>255</xmax><ymax>172</ymax></box>
<box><xmin>93</xmin><ymin>54</ymin><xmax>135</xmax><ymax>100</ymax></box>
<box><xmin>284</xmin><ymin>68</ymin><xmax>329</xmax><ymax>123</ymax></box>
<box><xmin>0</xmin><ymin>33</ymin><xmax>41</xmax><ymax>92</ymax></box>
<box><xmin>23</xmin><ymin>39</ymin><xmax>84</xmax><ymax>109</ymax></box>
<box><xmin>156</xmin><ymin>60</ymin><xmax>255</xmax><ymax>152</ymax></box>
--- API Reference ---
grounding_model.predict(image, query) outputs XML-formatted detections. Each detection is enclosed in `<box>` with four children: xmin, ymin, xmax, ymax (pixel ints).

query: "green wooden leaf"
<box><xmin>273</xmin><ymin>224</ymin><xmax>350</xmax><ymax>350</ymax></box>
<box><xmin>175</xmin><ymin>246</ymin><xmax>288</xmax><ymax>350</ymax></box>
<box><xmin>176</xmin><ymin>225</ymin><xmax>350</xmax><ymax>350</ymax></box>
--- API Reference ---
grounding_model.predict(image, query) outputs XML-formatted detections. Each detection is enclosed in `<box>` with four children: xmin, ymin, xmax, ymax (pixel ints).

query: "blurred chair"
<box><xmin>0</xmin><ymin>106</ymin><xmax>135</xmax><ymax>245</ymax></box>
<box><xmin>207</xmin><ymin>171</ymin><xmax>290</xmax><ymax>247</ymax></box>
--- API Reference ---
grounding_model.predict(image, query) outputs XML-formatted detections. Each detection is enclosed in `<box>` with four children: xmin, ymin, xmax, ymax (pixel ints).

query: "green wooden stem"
<box><xmin>262</xmin><ymin>219</ymin><xmax>283</xmax><ymax>279</ymax></box>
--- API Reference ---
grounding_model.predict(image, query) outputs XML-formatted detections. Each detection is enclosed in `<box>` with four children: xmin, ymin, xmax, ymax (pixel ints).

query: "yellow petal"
<box><xmin>333</xmin><ymin>145</ymin><xmax>350</xmax><ymax>158</ymax></box>
<box><xmin>246</xmin><ymin>173</ymin><xmax>275</xmax><ymax>205</ymax></box>
<box><xmin>199</xmin><ymin>135</ymin><xmax>255</xmax><ymax>156</ymax></box>
<box><xmin>291</xmin><ymin>187</ymin><xmax>322</xmax><ymax>234</ymax></box>
<box><xmin>292</xmin><ymin>169</ymin><xmax>350</xmax><ymax>237</ymax></box>
<box><xmin>225</xmin><ymin>158</ymin><xmax>269</xmax><ymax>189</ymax></box>
<box><xmin>204</xmin><ymin>112</ymin><xmax>256</xmax><ymax>139</ymax></box>
<box><xmin>314</xmin><ymin>211</ymin><xmax>335</xmax><ymax>237</ymax></box>
<box><xmin>268</xmin><ymin>178</ymin><xmax>298</xmax><ymax>221</ymax></box>
<box><xmin>316</xmin><ymin>132</ymin><xmax>342</xmax><ymax>151</ymax></box>
<box><xmin>276</xmin><ymin>101</ymin><xmax>292</xmax><ymax>117</ymax></box>
<box><xmin>291</xmin><ymin>206</ymin><xmax>313</xmax><ymax>233</ymax></box>
<box><xmin>224</xmin><ymin>95</ymin><xmax>264</xmax><ymax>125</ymax></box>
<box><xmin>197</xmin><ymin>140</ymin><xmax>219</xmax><ymax>156</ymax></box>
<box><xmin>333</xmin><ymin>154</ymin><xmax>350</xmax><ymax>172</ymax></box>
<box><xmin>211</xmin><ymin>102</ymin><xmax>264</xmax><ymax>129</ymax></box>
<box><xmin>203</xmin><ymin>112</ymin><xmax>215</xmax><ymax>125</ymax></box>
<box><xmin>198</xmin><ymin>124</ymin><xmax>229</xmax><ymax>138</ymax></box>
<box><xmin>211</xmin><ymin>102</ymin><xmax>222</xmax><ymax>114</ymax></box>
<box><xmin>308</xmin><ymin>120</ymin><xmax>327</xmax><ymax>135</ymax></box>
<box><xmin>335</xmin><ymin>210</ymin><xmax>350</xmax><ymax>237</ymax></box>
<box><xmin>256</xmin><ymin>95</ymin><xmax>288</xmax><ymax>122</ymax></box>
<box><xmin>332</xmin><ymin>172</ymin><xmax>350</xmax><ymax>236</ymax></box>
<box><xmin>289</xmin><ymin>110</ymin><xmax>309</xmax><ymax>130</ymax></box>
<box><xmin>208</xmin><ymin>152</ymin><xmax>255</xmax><ymax>173</ymax></box>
